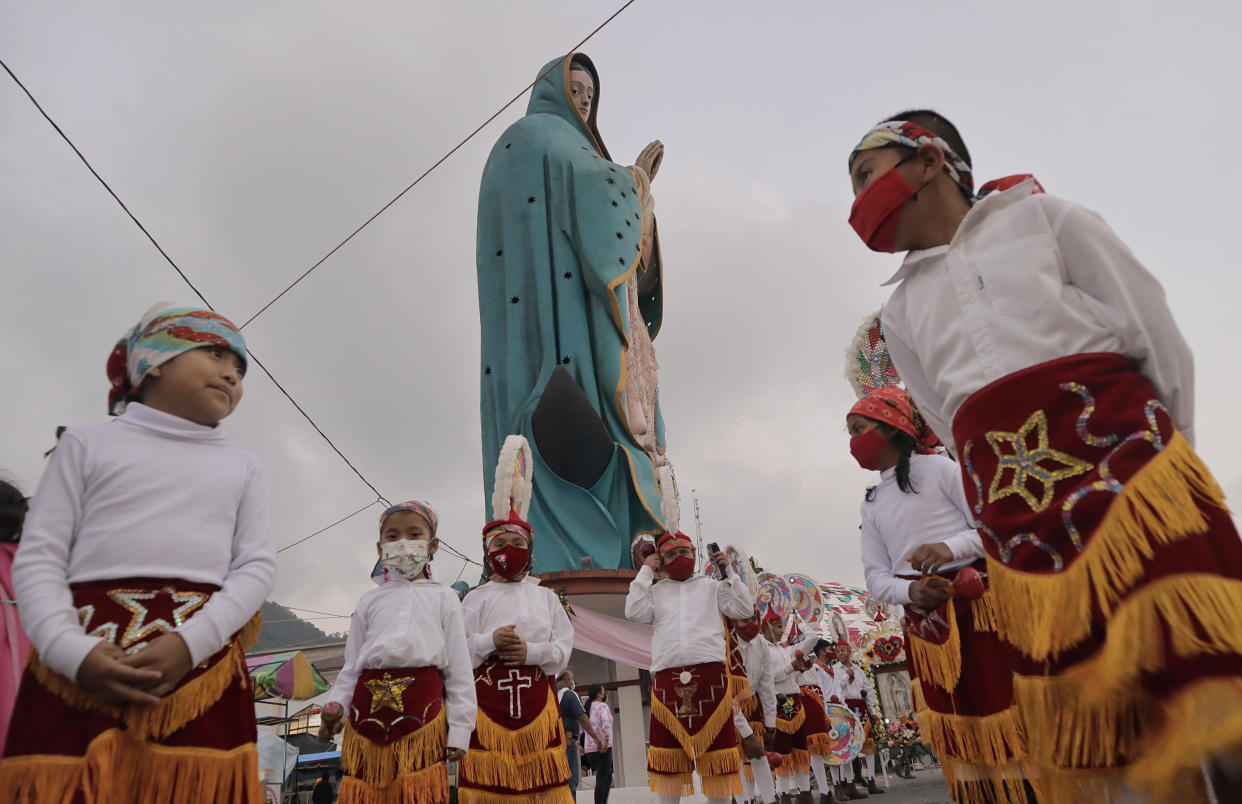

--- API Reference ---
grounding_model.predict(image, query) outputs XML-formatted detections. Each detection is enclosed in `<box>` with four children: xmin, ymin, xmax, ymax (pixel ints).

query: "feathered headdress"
<box><xmin>655</xmin><ymin>465</ymin><xmax>692</xmax><ymax>554</ymax></box>
<box><xmin>483</xmin><ymin>434</ymin><xmax>534</xmax><ymax>541</ymax></box>
<box><xmin>845</xmin><ymin>308</ymin><xmax>901</xmax><ymax>399</ymax></box>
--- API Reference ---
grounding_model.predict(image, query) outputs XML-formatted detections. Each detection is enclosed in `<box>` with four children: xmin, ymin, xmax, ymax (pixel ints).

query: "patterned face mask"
<box><xmin>380</xmin><ymin>539</ymin><xmax>430</xmax><ymax>581</ymax></box>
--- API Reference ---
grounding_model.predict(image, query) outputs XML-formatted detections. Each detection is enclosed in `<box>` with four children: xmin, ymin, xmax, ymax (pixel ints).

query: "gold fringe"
<box><xmin>987</xmin><ymin>432</ymin><xmax>1227</xmax><ymax>660</ymax></box>
<box><xmin>1012</xmin><ymin>672</ymin><xmax>1149</xmax><ymax>771</ymax></box>
<box><xmin>240</xmin><ymin>610</ymin><xmax>262</xmax><ymax>649</ymax></box>
<box><xmin>739</xmin><ymin>747</ymin><xmax>755</xmax><ymax>781</ymax></box>
<box><xmin>472</xmin><ymin>686</ymin><xmax>562</xmax><ymax>755</ymax></box>
<box><xmin>648</xmin><ymin>771</ymin><xmax>695</xmax><ymax>798</ymax></box>
<box><xmin>650</xmin><ymin>686</ymin><xmax>734</xmax><ymax>758</ymax></box>
<box><xmin>647</xmin><ymin>745</ymin><xmax>693</xmax><ymax>774</ymax></box>
<box><xmin>338</xmin><ymin>763</ymin><xmax>448</xmax><ymax>804</ymax></box>
<box><xmin>906</xmin><ymin>606</ymin><xmax>962</xmax><ymax>693</ymax></box>
<box><xmin>459</xmin><ymin>743</ymin><xmax>568</xmax><ymax>790</ymax></box>
<box><xmin>729</xmin><ymin>672</ymin><xmax>752</xmax><ymax>705</ymax></box>
<box><xmin>28</xmin><ymin>638</ymin><xmax>248</xmax><ymax>741</ymax></box>
<box><xmin>915</xmin><ymin>704</ymin><xmax>1029</xmax><ymax>767</ymax></box>
<box><xmin>697</xmin><ymin>746</ymin><xmax>742</xmax><ymax>777</ymax></box>
<box><xmin>1126</xmin><ymin>676</ymin><xmax>1242</xmax><ymax>802</ymax></box>
<box><xmin>458</xmin><ymin>784</ymin><xmax>575</xmax><ymax>804</ymax></box>
<box><xmin>806</xmin><ymin>732</ymin><xmax>833</xmax><ymax>756</ymax></box>
<box><xmin>0</xmin><ymin>754</ymin><xmax>84</xmax><ymax>804</ymax></box>
<box><xmin>341</xmin><ymin>708</ymin><xmax>446</xmax><ymax>787</ymax></box>
<box><xmin>1080</xmin><ymin>574</ymin><xmax>1242</xmax><ymax>699</ymax></box>
<box><xmin>775</xmin><ymin>748</ymin><xmax>810</xmax><ymax>777</ymax></box>
<box><xmin>738</xmin><ymin>692</ymin><xmax>757</xmax><ymax>719</ymax></box>
<box><xmin>940</xmin><ymin>759</ymin><xmax>1039</xmax><ymax>804</ymax></box>
<box><xmin>774</xmin><ymin>706</ymin><xmax>805</xmax><ymax>735</ymax></box>
<box><xmin>968</xmin><ymin>591</ymin><xmax>1000</xmax><ymax>634</ymax></box>
<box><xmin>701</xmin><ymin>770</ymin><xmax>743</xmax><ymax>799</ymax></box>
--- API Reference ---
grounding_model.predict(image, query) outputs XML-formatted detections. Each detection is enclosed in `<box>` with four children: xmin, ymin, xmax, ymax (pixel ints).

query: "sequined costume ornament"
<box><xmin>647</xmin><ymin>662</ymin><xmax>742</xmax><ymax>800</ymax></box>
<box><xmin>340</xmin><ymin>666</ymin><xmax>450</xmax><ymax>804</ymax></box>
<box><xmin>0</xmin><ymin>578</ymin><xmax>263</xmax><ymax>803</ymax></box>
<box><xmin>106</xmin><ymin>301</ymin><xmax>247</xmax><ymax>415</ymax></box>
<box><xmin>951</xmin><ymin>352</ymin><xmax>1242</xmax><ymax>802</ymax></box>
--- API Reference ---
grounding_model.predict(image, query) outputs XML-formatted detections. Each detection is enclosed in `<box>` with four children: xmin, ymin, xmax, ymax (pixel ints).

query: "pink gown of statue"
<box><xmin>0</xmin><ymin>543</ymin><xmax>30</xmax><ymax>754</ymax></box>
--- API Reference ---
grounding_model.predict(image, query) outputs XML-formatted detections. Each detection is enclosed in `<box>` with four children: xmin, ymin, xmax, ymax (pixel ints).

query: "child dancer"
<box><xmin>847</xmin><ymin>373</ymin><xmax>1029</xmax><ymax>804</ymax></box>
<box><xmin>729</xmin><ymin>608</ymin><xmax>777</xmax><ymax>804</ymax></box>
<box><xmin>459</xmin><ymin>436</ymin><xmax>575</xmax><ymax>804</ymax></box>
<box><xmin>760</xmin><ymin>613</ymin><xmax>819</xmax><ymax>804</ymax></box>
<box><xmin>625</xmin><ymin>473</ymin><xmax>753</xmax><ymax>804</ymax></box>
<box><xmin>846</xmin><ymin>110</ymin><xmax>1242</xmax><ymax>800</ymax></box>
<box><xmin>0</xmin><ymin>302</ymin><xmax>276</xmax><ymax>802</ymax></box>
<box><xmin>793</xmin><ymin>640</ymin><xmax>840</xmax><ymax>803</ymax></box>
<box><xmin>318</xmin><ymin>501</ymin><xmax>476</xmax><ymax>803</ymax></box>
<box><xmin>832</xmin><ymin>643</ymin><xmax>884</xmax><ymax>798</ymax></box>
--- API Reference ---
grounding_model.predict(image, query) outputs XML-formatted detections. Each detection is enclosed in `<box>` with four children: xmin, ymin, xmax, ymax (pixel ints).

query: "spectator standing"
<box><xmin>558</xmin><ymin>670</ymin><xmax>601</xmax><ymax>801</ymax></box>
<box><xmin>583</xmin><ymin>684</ymin><xmax>614</xmax><ymax>804</ymax></box>
<box><xmin>0</xmin><ymin>479</ymin><xmax>29</xmax><ymax>755</ymax></box>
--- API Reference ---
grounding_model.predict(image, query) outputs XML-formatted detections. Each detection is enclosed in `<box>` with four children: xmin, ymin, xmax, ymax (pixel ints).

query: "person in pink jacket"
<box><xmin>583</xmin><ymin>684</ymin><xmax>615</xmax><ymax>804</ymax></box>
<box><xmin>0</xmin><ymin>478</ymin><xmax>30</xmax><ymax>755</ymax></box>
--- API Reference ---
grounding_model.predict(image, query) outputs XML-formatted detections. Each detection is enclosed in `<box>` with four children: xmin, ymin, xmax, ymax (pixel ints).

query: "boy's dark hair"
<box><xmin>0</xmin><ymin>479</ymin><xmax>27</xmax><ymax>544</ymax></box>
<box><xmin>813</xmin><ymin>639</ymin><xmax>831</xmax><ymax>657</ymax></box>
<box><xmin>885</xmin><ymin>109</ymin><xmax>972</xmax><ymax>170</ymax></box>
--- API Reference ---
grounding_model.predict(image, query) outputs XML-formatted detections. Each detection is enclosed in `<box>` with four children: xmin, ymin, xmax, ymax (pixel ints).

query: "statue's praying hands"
<box><xmin>635</xmin><ymin>140</ymin><xmax>663</xmax><ymax>181</ymax></box>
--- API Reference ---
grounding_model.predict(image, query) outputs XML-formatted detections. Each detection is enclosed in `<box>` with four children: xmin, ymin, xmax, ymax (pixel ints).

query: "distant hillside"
<box><xmin>251</xmin><ymin>601</ymin><xmax>346</xmax><ymax>652</ymax></box>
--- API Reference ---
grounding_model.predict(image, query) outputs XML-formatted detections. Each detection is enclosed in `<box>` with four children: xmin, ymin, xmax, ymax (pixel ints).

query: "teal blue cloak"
<box><xmin>476</xmin><ymin>54</ymin><xmax>666</xmax><ymax>572</ymax></box>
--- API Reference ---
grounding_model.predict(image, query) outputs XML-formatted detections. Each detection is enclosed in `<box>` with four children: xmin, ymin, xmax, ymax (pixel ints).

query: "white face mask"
<box><xmin>381</xmin><ymin>539</ymin><xmax>430</xmax><ymax>581</ymax></box>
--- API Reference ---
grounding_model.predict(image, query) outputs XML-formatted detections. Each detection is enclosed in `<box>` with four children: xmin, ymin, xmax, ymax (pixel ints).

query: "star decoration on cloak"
<box><xmin>366</xmin><ymin>672</ymin><xmax>416</xmax><ymax>713</ymax></box>
<box><xmin>561</xmin><ymin>356</ymin><xmax>572</xmax><ymax>365</ymax></box>
<box><xmin>606</xmin><ymin>177</ymin><xmax>615</xmax><ymax>185</ymax></box>
<box><xmin>109</xmin><ymin>588</ymin><xmax>209</xmax><ymax>649</ymax></box>
<box><xmin>510</xmin><ymin>296</ymin><xmax>520</xmax><ymax>304</ymax></box>
<box><xmin>563</xmin><ymin>272</ymin><xmax>573</xmax><ymax>279</ymax></box>
<box><xmin>495</xmin><ymin>249</ymin><xmax>503</xmax><ymax>257</ymax></box>
<box><xmin>985</xmin><ymin>410</ymin><xmax>1094</xmax><ymax>512</ymax></box>
<box><xmin>526</xmin><ymin>196</ymin><xmax>536</xmax><ymax>204</ymax></box>
<box><xmin>77</xmin><ymin>604</ymin><xmax>119</xmax><ymax>645</ymax></box>
<box><xmin>610</xmin><ymin>201</ymin><xmax>618</xmax><ymax>207</ymax></box>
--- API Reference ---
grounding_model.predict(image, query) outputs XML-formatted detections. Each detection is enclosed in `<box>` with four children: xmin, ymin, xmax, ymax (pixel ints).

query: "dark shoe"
<box><xmin>832</xmin><ymin>784</ymin><xmax>849</xmax><ymax>803</ymax></box>
<box><xmin>866</xmin><ymin>778</ymin><xmax>884</xmax><ymax>795</ymax></box>
<box><xmin>843</xmin><ymin>782</ymin><xmax>866</xmax><ymax>800</ymax></box>
<box><xmin>796</xmin><ymin>791</ymin><xmax>816</xmax><ymax>804</ymax></box>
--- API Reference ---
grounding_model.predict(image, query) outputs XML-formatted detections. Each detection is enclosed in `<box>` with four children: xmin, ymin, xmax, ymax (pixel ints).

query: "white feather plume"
<box><xmin>491</xmin><ymin>435</ymin><xmax>534</xmax><ymax>521</ymax></box>
<box><xmin>658</xmin><ymin>464</ymin><xmax>680</xmax><ymax>534</ymax></box>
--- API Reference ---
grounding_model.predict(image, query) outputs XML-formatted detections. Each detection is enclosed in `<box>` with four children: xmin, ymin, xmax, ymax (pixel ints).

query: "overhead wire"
<box><xmin>236</xmin><ymin>0</ymin><xmax>638</xmax><ymax>329</ymax></box>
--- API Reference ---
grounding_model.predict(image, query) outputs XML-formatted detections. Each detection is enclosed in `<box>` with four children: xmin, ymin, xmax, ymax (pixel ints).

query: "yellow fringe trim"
<box><xmin>28</xmin><ymin>637</ymin><xmax>248</xmax><ymax>741</ymax></box>
<box><xmin>240</xmin><ymin>610</ymin><xmax>262</xmax><ymax>649</ymax></box>
<box><xmin>338</xmin><ymin>764</ymin><xmax>448</xmax><ymax>804</ymax></box>
<box><xmin>647</xmin><ymin>745</ymin><xmax>693</xmax><ymax>774</ymax></box>
<box><xmin>342</xmin><ymin>707</ymin><xmax>446</xmax><ymax>787</ymax></box>
<box><xmin>697</xmin><ymin>746</ymin><xmax>742</xmax><ymax>777</ymax></box>
<box><xmin>472</xmin><ymin>686</ymin><xmax>562</xmax><ymax>755</ymax></box>
<box><xmin>729</xmin><ymin>672</ymin><xmax>752</xmax><ymax>705</ymax></box>
<box><xmin>1126</xmin><ymin>676</ymin><xmax>1242</xmax><ymax>802</ymax></box>
<box><xmin>915</xmin><ymin>704</ymin><xmax>1029</xmax><ymax>767</ymax></box>
<box><xmin>457</xmin><ymin>784</ymin><xmax>575</xmax><ymax>804</ymax></box>
<box><xmin>738</xmin><ymin>692</ymin><xmax>757</xmax><ymax>719</ymax></box>
<box><xmin>774</xmin><ymin>706</ymin><xmax>805</xmax><ymax>735</ymax></box>
<box><xmin>701</xmin><ymin>770</ymin><xmax>743</xmax><ymax>799</ymax></box>
<box><xmin>907</xmin><ymin>605</ymin><xmax>962</xmax><ymax>693</ymax></box>
<box><xmin>968</xmin><ymin>590</ymin><xmax>1000</xmax><ymax>633</ymax></box>
<box><xmin>987</xmin><ymin>432</ymin><xmax>1227</xmax><ymax>660</ymax></box>
<box><xmin>939</xmin><ymin>759</ymin><xmax>1038</xmax><ymax>804</ymax></box>
<box><xmin>0</xmin><ymin>727</ymin><xmax>260</xmax><ymax>804</ymax></box>
<box><xmin>1080</xmin><ymin>574</ymin><xmax>1242</xmax><ymax>699</ymax></box>
<box><xmin>775</xmin><ymin>748</ymin><xmax>809</xmax><ymax>777</ymax></box>
<box><xmin>739</xmin><ymin>746</ymin><xmax>755</xmax><ymax>781</ymax></box>
<box><xmin>648</xmin><ymin>771</ymin><xmax>695</xmax><ymax>798</ymax></box>
<box><xmin>459</xmin><ymin>743</ymin><xmax>568</xmax><ymax>790</ymax></box>
<box><xmin>1012</xmin><ymin>672</ymin><xmax>1148</xmax><ymax>771</ymax></box>
<box><xmin>806</xmin><ymin>732</ymin><xmax>833</xmax><ymax>756</ymax></box>
<box><xmin>650</xmin><ymin>685</ymin><xmax>734</xmax><ymax>758</ymax></box>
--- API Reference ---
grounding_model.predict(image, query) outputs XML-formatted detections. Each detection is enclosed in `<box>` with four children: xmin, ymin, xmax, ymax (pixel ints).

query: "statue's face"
<box><xmin>569</xmin><ymin>69</ymin><xmax>595</xmax><ymax>122</ymax></box>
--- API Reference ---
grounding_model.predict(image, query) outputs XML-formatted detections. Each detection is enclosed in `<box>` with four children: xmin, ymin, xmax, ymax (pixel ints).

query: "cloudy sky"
<box><xmin>3</xmin><ymin>1</ymin><xmax>1240</xmax><ymax>631</ymax></box>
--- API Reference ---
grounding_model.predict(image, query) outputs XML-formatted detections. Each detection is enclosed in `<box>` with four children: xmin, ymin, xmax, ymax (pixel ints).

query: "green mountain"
<box><xmin>250</xmin><ymin>601</ymin><xmax>346</xmax><ymax>653</ymax></box>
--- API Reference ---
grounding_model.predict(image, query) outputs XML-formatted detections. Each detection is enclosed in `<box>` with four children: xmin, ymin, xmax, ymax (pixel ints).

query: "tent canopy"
<box><xmin>247</xmin><ymin>650</ymin><xmax>329</xmax><ymax>700</ymax></box>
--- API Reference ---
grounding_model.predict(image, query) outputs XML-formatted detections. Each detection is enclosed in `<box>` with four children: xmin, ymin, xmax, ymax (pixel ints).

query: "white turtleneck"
<box><xmin>14</xmin><ymin>403</ymin><xmax>276</xmax><ymax>680</ymax></box>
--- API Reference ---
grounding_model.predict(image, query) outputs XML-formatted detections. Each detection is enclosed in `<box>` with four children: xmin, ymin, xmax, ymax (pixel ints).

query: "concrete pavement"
<box><xmin>579</xmin><ymin>768</ymin><xmax>953</xmax><ymax>804</ymax></box>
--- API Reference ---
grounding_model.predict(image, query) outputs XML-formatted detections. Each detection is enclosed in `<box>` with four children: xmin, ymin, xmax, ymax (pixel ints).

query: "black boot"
<box><xmin>865</xmin><ymin>778</ymin><xmax>884</xmax><ymax>795</ymax></box>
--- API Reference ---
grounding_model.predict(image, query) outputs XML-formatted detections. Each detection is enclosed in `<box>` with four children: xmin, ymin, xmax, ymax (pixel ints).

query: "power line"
<box><xmin>237</xmin><ymin>0</ymin><xmax>638</xmax><ymax>330</ymax></box>
<box><xmin>276</xmin><ymin>499</ymin><xmax>382</xmax><ymax>554</ymax></box>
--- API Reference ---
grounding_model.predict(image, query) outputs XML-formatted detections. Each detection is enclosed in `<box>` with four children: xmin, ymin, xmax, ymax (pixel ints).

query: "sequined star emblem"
<box><xmin>985</xmin><ymin>410</ymin><xmax>1093</xmax><ymax>512</ymax></box>
<box><xmin>366</xmin><ymin>672</ymin><xmax>416</xmax><ymax>713</ymax></box>
<box><xmin>109</xmin><ymin>588</ymin><xmax>209</xmax><ymax>649</ymax></box>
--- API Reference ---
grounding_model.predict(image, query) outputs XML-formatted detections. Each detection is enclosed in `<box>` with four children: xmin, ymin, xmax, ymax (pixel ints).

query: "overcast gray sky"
<box><xmin>3</xmin><ymin>1</ymin><xmax>1240</xmax><ymax>631</ymax></box>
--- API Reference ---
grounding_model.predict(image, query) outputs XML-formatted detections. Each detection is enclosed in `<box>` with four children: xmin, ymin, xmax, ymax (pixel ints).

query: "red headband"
<box><xmin>848</xmin><ymin>386</ymin><xmax>940</xmax><ymax>454</ymax></box>
<box><xmin>657</xmin><ymin>531</ymin><xmax>692</xmax><ymax>554</ymax></box>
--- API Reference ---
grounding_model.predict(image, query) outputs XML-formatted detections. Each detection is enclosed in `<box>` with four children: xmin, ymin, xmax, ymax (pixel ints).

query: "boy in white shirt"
<box><xmin>318</xmin><ymin>501</ymin><xmax>476</xmax><ymax>803</ymax></box>
<box><xmin>846</xmin><ymin>110</ymin><xmax>1242</xmax><ymax>801</ymax></box>
<box><xmin>832</xmin><ymin>643</ymin><xmax>883</xmax><ymax>797</ymax></box>
<box><xmin>625</xmin><ymin>516</ymin><xmax>753</xmax><ymax>804</ymax></box>
<box><xmin>458</xmin><ymin>436</ymin><xmax>575</xmax><ymax>804</ymax></box>
<box><xmin>0</xmin><ymin>303</ymin><xmax>276</xmax><ymax>802</ymax></box>
<box><xmin>728</xmin><ymin>608</ymin><xmax>777</xmax><ymax>804</ymax></box>
<box><xmin>759</xmin><ymin>613</ymin><xmax>818</xmax><ymax>804</ymax></box>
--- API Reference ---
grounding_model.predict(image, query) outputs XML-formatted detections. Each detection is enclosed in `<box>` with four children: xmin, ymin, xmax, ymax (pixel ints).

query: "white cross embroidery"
<box><xmin>497</xmin><ymin>668</ymin><xmax>534</xmax><ymax>718</ymax></box>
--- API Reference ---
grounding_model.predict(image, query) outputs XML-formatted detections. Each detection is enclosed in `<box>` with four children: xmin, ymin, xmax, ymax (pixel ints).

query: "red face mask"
<box><xmin>488</xmin><ymin>544</ymin><xmax>530</xmax><ymax>580</ymax></box>
<box><xmin>850</xmin><ymin>428</ymin><xmax>889</xmax><ymax>471</ymax></box>
<box><xmin>663</xmin><ymin>554</ymin><xmax>696</xmax><ymax>581</ymax></box>
<box><xmin>848</xmin><ymin>162</ymin><xmax>916</xmax><ymax>253</ymax></box>
<box><xmin>735</xmin><ymin>620</ymin><xmax>762</xmax><ymax>642</ymax></box>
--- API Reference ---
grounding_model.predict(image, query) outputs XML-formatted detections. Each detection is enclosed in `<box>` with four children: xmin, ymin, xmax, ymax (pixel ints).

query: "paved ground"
<box><xmin>582</xmin><ymin>769</ymin><xmax>953</xmax><ymax>804</ymax></box>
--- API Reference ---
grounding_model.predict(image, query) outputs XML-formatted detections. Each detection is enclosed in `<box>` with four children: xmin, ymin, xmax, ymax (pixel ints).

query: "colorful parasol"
<box><xmin>246</xmin><ymin>651</ymin><xmax>330</xmax><ymax>701</ymax></box>
<box><xmin>755</xmin><ymin>573</ymin><xmax>792</xmax><ymax>623</ymax></box>
<box><xmin>824</xmin><ymin>702</ymin><xmax>861</xmax><ymax>764</ymax></box>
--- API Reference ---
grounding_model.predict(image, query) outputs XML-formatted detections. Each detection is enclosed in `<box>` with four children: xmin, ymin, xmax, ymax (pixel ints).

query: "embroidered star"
<box><xmin>109</xmin><ymin>588</ymin><xmax>208</xmax><ymax>649</ymax></box>
<box><xmin>495</xmin><ymin>249</ymin><xmax>503</xmax><ymax>257</ymax></box>
<box><xmin>505</xmin><ymin>143</ymin><xmax>512</xmax><ymax>149</ymax></box>
<box><xmin>484</xmin><ymin>366</ymin><xmax>492</xmax><ymax>375</ymax></box>
<box><xmin>620</xmin><ymin>191</ymin><xmax>626</xmax><ymax>198</ymax></box>
<box><xmin>625</xmin><ymin>219</ymin><xmax>631</xmax><ymax>226</ymax></box>
<box><xmin>606</xmin><ymin>177</ymin><xmax>615</xmax><ymax>185</ymax></box>
<box><xmin>610</xmin><ymin>200</ymin><xmax>618</xmax><ymax>207</ymax></box>
<box><xmin>618</xmin><ymin>258</ymin><xmax>625</xmax><ymax>265</ymax></box>
<box><xmin>366</xmin><ymin>672</ymin><xmax>416</xmax><ymax>714</ymax></box>
<box><xmin>526</xmin><ymin>196</ymin><xmax>536</xmax><ymax>204</ymax></box>
<box><xmin>563</xmin><ymin>272</ymin><xmax>573</xmax><ymax>279</ymax></box>
<box><xmin>985</xmin><ymin>410</ymin><xmax>1094</xmax><ymax>512</ymax></box>
<box><xmin>77</xmin><ymin>604</ymin><xmax>119</xmax><ymax>645</ymax></box>
<box><xmin>616</xmin><ymin>232</ymin><xmax>623</xmax><ymax>239</ymax></box>
<box><xmin>561</xmin><ymin>356</ymin><xmax>572</xmax><ymax>365</ymax></box>
<box><xmin>510</xmin><ymin>296</ymin><xmax>520</xmax><ymax>304</ymax></box>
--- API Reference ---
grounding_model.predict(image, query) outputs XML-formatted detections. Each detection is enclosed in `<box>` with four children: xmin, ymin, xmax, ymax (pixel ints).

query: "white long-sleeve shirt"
<box><xmin>861</xmin><ymin>454</ymin><xmax>985</xmax><ymax>607</ymax></box>
<box><xmin>811</xmin><ymin>663</ymin><xmax>840</xmax><ymax>704</ymax></box>
<box><xmin>327</xmin><ymin>578</ymin><xmax>477</xmax><ymax>750</ymax></box>
<box><xmin>739</xmin><ymin>636</ymin><xmax>777</xmax><ymax>730</ymax></box>
<box><xmin>881</xmin><ymin>181</ymin><xmax>1195</xmax><ymax>453</ymax></box>
<box><xmin>624</xmin><ymin>564</ymin><xmax>753</xmax><ymax>672</ymax></box>
<box><xmin>14</xmin><ymin>403</ymin><xmax>276</xmax><ymax>679</ymax></box>
<box><xmin>766</xmin><ymin>632</ymin><xmax>818</xmax><ymax>696</ymax></box>
<box><xmin>833</xmin><ymin>661</ymin><xmax>878</xmax><ymax>718</ymax></box>
<box><xmin>461</xmin><ymin>575</ymin><xmax>573</xmax><ymax>676</ymax></box>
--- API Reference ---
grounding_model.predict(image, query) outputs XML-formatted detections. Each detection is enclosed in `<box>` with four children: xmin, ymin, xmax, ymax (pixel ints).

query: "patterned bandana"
<box><xmin>379</xmin><ymin>500</ymin><xmax>438</xmax><ymax>535</ymax></box>
<box><xmin>848</xmin><ymin>386</ymin><xmax>941</xmax><ymax>454</ymax></box>
<box><xmin>657</xmin><ymin>530</ymin><xmax>693</xmax><ymax>554</ymax></box>
<box><xmin>106</xmin><ymin>302</ymin><xmax>246</xmax><ymax>415</ymax></box>
<box><xmin>849</xmin><ymin>120</ymin><xmax>974</xmax><ymax>199</ymax></box>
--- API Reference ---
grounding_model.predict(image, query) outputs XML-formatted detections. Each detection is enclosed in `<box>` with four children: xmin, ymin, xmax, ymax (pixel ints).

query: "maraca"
<box><xmin>321</xmin><ymin>702</ymin><xmax>344</xmax><ymax>726</ymax></box>
<box><xmin>952</xmin><ymin>567</ymin><xmax>986</xmax><ymax>600</ymax></box>
<box><xmin>766</xmin><ymin>751</ymin><xmax>783</xmax><ymax>770</ymax></box>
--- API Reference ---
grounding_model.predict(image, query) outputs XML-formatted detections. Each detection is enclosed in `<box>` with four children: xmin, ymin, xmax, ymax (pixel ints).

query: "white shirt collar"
<box><xmin>118</xmin><ymin>402</ymin><xmax>228</xmax><ymax>442</ymax></box>
<box><xmin>879</xmin><ymin>177</ymin><xmax>1041</xmax><ymax>287</ymax></box>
